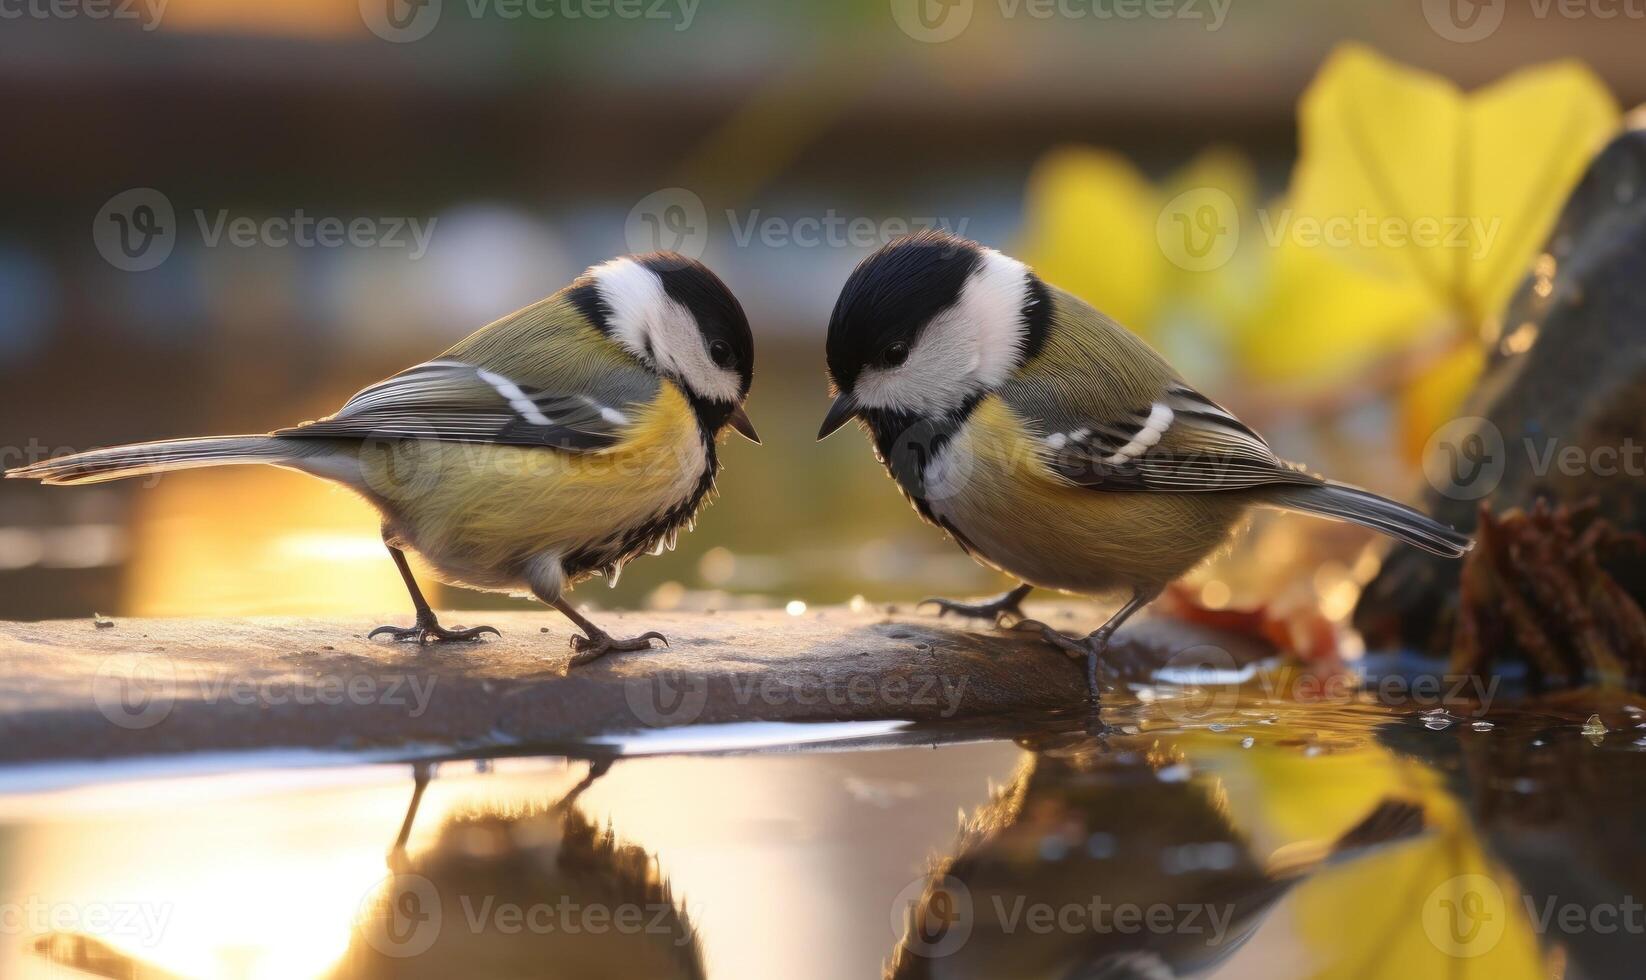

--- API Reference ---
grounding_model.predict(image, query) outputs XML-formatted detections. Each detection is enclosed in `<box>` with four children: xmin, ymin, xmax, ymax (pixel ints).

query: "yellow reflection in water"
<box><xmin>123</xmin><ymin>469</ymin><xmax>418</xmax><ymax>618</ymax></box>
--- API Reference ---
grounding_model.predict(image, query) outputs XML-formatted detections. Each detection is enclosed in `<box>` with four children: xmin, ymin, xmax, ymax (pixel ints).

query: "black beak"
<box><xmin>816</xmin><ymin>391</ymin><xmax>859</xmax><ymax>441</ymax></box>
<box><xmin>728</xmin><ymin>403</ymin><xmax>761</xmax><ymax>444</ymax></box>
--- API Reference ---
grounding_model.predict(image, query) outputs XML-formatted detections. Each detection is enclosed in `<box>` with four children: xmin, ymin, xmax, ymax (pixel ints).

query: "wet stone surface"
<box><xmin>0</xmin><ymin>605</ymin><xmax>1272</xmax><ymax>765</ymax></box>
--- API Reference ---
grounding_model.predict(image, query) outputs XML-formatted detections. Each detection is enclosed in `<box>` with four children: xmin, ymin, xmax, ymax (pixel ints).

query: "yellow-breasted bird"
<box><xmin>8</xmin><ymin>252</ymin><xmax>758</xmax><ymax>664</ymax></box>
<box><xmin>818</xmin><ymin>231</ymin><xmax>1470</xmax><ymax>695</ymax></box>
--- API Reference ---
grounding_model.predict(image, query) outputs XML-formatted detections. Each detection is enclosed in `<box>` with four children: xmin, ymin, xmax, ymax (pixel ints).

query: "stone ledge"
<box><xmin>0</xmin><ymin>604</ymin><xmax>1273</xmax><ymax>765</ymax></box>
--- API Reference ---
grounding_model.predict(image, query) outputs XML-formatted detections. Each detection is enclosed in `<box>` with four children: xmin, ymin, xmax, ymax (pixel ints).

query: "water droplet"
<box><xmin>1583</xmin><ymin>714</ymin><xmax>1607</xmax><ymax>740</ymax></box>
<box><xmin>1240</xmin><ymin>737</ymin><xmax>1255</xmax><ymax>749</ymax></box>
<box><xmin>1472</xmin><ymin>720</ymin><xmax>1494</xmax><ymax>732</ymax></box>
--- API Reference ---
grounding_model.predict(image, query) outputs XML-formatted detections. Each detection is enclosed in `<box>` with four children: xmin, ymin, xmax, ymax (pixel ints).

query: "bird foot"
<box><xmin>1014</xmin><ymin>619</ymin><xmax>1111</xmax><ymax>702</ymax></box>
<box><xmin>568</xmin><ymin>629</ymin><xmax>669</xmax><ymax>668</ymax></box>
<box><xmin>918</xmin><ymin>592</ymin><xmax>1028</xmax><ymax>626</ymax></box>
<box><xmin>369</xmin><ymin>617</ymin><xmax>500</xmax><ymax>644</ymax></box>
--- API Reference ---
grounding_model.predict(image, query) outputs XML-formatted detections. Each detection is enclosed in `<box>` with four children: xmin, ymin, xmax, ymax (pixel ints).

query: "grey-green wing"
<box><xmin>999</xmin><ymin>293</ymin><xmax>1319</xmax><ymax>493</ymax></box>
<box><xmin>277</xmin><ymin>295</ymin><xmax>659</xmax><ymax>452</ymax></box>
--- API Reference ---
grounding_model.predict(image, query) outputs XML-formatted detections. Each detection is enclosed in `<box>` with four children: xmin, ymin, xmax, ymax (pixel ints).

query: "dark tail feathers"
<box><xmin>4</xmin><ymin>436</ymin><xmax>287</xmax><ymax>485</ymax></box>
<box><xmin>1264</xmin><ymin>481</ymin><xmax>1473</xmax><ymax>558</ymax></box>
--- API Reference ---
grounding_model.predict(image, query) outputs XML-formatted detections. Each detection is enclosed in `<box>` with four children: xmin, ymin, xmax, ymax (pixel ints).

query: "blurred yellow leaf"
<box><xmin>1016</xmin><ymin>46</ymin><xmax>1618</xmax><ymax>474</ymax></box>
<box><xmin>1236</xmin><ymin>240</ymin><xmax>1438</xmax><ymax>386</ymax></box>
<box><xmin>1016</xmin><ymin>145</ymin><xmax>1258</xmax><ymax>357</ymax></box>
<box><xmin>1246</xmin><ymin>45</ymin><xmax>1616</xmax><ymax>383</ymax></box>
<box><xmin>1233</xmin><ymin>42</ymin><xmax>1615</xmax><ymax>449</ymax></box>
<box><xmin>1182</xmin><ymin>728</ymin><xmax>1545</xmax><ymax>979</ymax></box>
<box><xmin>1017</xmin><ymin>147</ymin><xmax>1165</xmax><ymax>333</ymax></box>
<box><xmin>1400</xmin><ymin>342</ymin><xmax>1488</xmax><ymax>463</ymax></box>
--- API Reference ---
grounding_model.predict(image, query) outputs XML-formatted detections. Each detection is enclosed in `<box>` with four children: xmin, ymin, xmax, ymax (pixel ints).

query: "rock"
<box><xmin>1357</xmin><ymin>126</ymin><xmax>1646</xmax><ymax>654</ymax></box>
<box><xmin>0</xmin><ymin>605</ymin><xmax>1273</xmax><ymax>766</ymax></box>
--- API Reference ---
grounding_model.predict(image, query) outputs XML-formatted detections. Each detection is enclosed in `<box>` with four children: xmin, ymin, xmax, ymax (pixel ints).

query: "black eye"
<box><xmin>882</xmin><ymin>341</ymin><xmax>910</xmax><ymax>367</ymax></box>
<box><xmin>709</xmin><ymin>339</ymin><xmax>735</xmax><ymax>368</ymax></box>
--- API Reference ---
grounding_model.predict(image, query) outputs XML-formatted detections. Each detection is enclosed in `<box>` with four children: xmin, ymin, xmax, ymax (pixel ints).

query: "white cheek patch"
<box><xmin>589</xmin><ymin>257</ymin><xmax>741</xmax><ymax>403</ymax></box>
<box><xmin>850</xmin><ymin>246</ymin><xmax>1031</xmax><ymax>417</ymax></box>
<box><xmin>963</xmin><ymin>249</ymin><xmax>1032</xmax><ymax>388</ymax></box>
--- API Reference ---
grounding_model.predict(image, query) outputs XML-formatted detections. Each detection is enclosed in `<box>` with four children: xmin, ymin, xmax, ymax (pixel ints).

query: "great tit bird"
<box><xmin>819</xmin><ymin>231</ymin><xmax>1470</xmax><ymax>693</ymax></box>
<box><xmin>8</xmin><ymin>252</ymin><xmax>758</xmax><ymax>665</ymax></box>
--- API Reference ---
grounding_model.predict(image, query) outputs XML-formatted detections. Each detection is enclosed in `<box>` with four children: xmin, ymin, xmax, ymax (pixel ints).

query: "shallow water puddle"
<box><xmin>3</xmin><ymin>686</ymin><xmax>1643</xmax><ymax>979</ymax></box>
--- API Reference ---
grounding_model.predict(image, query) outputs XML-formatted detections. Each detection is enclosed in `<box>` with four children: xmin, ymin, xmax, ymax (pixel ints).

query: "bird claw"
<box><xmin>567</xmin><ymin>629</ymin><xmax>669</xmax><ymax>668</ymax></box>
<box><xmin>368</xmin><ymin>620</ymin><xmax>500</xmax><ymax>644</ymax></box>
<box><xmin>1012</xmin><ymin>619</ymin><xmax>1108</xmax><ymax>703</ymax></box>
<box><xmin>918</xmin><ymin>594</ymin><xmax>1027</xmax><ymax>626</ymax></box>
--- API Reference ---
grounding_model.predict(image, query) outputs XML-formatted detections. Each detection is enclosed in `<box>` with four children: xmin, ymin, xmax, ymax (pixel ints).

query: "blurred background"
<box><xmin>0</xmin><ymin>0</ymin><xmax>1639</xmax><ymax>623</ymax></box>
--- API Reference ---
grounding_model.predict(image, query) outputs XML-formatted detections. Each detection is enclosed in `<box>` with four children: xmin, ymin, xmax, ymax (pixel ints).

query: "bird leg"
<box><xmin>919</xmin><ymin>583</ymin><xmax>1033</xmax><ymax>625</ymax></box>
<box><xmin>551</xmin><ymin>597</ymin><xmax>668</xmax><ymax>668</ymax></box>
<box><xmin>1016</xmin><ymin>587</ymin><xmax>1160</xmax><ymax>701</ymax></box>
<box><xmin>387</xmin><ymin>762</ymin><xmax>431</xmax><ymax>874</ymax></box>
<box><xmin>369</xmin><ymin>543</ymin><xmax>500</xmax><ymax>643</ymax></box>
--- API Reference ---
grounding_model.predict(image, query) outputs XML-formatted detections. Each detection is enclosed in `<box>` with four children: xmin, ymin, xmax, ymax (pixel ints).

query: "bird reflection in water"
<box><xmin>31</xmin><ymin>759</ymin><xmax>705</xmax><ymax>980</ymax></box>
<box><xmin>336</xmin><ymin>759</ymin><xmax>704</xmax><ymax>980</ymax></box>
<box><xmin>887</xmin><ymin>734</ymin><xmax>1425</xmax><ymax>980</ymax></box>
